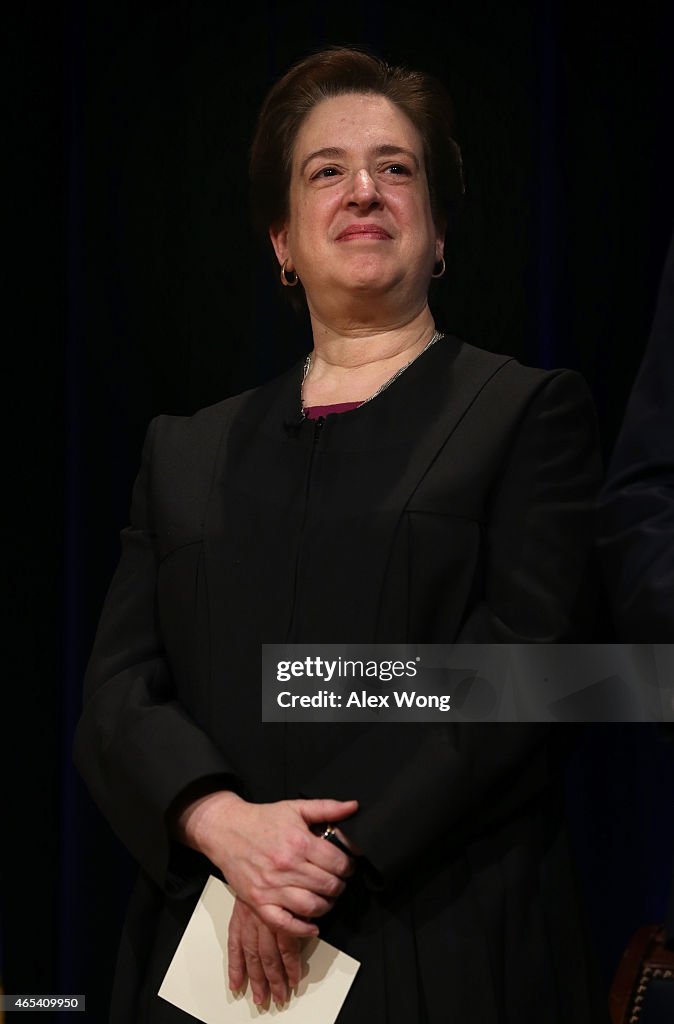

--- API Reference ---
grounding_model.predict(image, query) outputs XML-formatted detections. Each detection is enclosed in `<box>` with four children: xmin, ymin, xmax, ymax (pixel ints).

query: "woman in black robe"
<box><xmin>74</xmin><ymin>47</ymin><xmax>607</xmax><ymax>1023</ymax></box>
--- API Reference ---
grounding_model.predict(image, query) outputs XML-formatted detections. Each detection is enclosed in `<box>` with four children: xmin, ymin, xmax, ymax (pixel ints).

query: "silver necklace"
<box><xmin>301</xmin><ymin>329</ymin><xmax>444</xmax><ymax>417</ymax></box>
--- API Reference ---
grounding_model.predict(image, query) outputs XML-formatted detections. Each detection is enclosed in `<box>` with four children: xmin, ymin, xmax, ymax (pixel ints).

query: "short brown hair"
<box><xmin>249</xmin><ymin>46</ymin><xmax>464</xmax><ymax>242</ymax></box>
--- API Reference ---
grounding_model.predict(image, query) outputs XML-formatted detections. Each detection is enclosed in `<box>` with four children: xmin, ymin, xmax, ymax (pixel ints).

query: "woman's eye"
<box><xmin>383</xmin><ymin>163</ymin><xmax>411</xmax><ymax>176</ymax></box>
<box><xmin>312</xmin><ymin>166</ymin><xmax>340</xmax><ymax>179</ymax></box>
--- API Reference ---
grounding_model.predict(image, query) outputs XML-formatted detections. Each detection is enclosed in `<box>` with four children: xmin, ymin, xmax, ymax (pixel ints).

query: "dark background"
<box><xmin>5</xmin><ymin>0</ymin><xmax>674</xmax><ymax>1019</ymax></box>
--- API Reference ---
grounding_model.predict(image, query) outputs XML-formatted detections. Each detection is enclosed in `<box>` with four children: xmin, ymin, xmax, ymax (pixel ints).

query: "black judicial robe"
<box><xmin>74</xmin><ymin>336</ymin><xmax>608</xmax><ymax>1023</ymax></box>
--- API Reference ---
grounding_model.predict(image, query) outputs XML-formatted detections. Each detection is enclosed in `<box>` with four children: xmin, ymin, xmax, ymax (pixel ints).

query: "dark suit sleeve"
<box><xmin>300</xmin><ymin>371</ymin><xmax>602</xmax><ymax>885</ymax></box>
<box><xmin>597</xmin><ymin>234</ymin><xmax>674</xmax><ymax>640</ymax></box>
<box><xmin>73</xmin><ymin>417</ymin><xmax>240</xmax><ymax>896</ymax></box>
<box><xmin>597</xmin><ymin>236</ymin><xmax>674</xmax><ymax>942</ymax></box>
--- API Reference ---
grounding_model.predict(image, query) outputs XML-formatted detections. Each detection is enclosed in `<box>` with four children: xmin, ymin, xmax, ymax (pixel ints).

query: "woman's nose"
<box><xmin>347</xmin><ymin>168</ymin><xmax>382</xmax><ymax>207</ymax></box>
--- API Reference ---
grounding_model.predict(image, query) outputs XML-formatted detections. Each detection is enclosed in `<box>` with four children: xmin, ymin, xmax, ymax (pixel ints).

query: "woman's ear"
<box><xmin>269</xmin><ymin>223</ymin><xmax>290</xmax><ymax>267</ymax></box>
<box><xmin>434</xmin><ymin>221</ymin><xmax>447</xmax><ymax>263</ymax></box>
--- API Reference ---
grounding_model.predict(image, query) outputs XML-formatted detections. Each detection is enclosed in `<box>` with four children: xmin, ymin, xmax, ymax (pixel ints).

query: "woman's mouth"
<box><xmin>336</xmin><ymin>224</ymin><xmax>392</xmax><ymax>241</ymax></box>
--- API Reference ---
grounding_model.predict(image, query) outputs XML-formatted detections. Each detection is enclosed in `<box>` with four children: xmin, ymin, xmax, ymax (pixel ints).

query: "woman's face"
<box><xmin>269</xmin><ymin>92</ymin><xmax>444</xmax><ymax>321</ymax></box>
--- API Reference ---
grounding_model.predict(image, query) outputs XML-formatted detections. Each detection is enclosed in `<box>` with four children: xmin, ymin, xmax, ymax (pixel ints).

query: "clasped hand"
<box><xmin>177</xmin><ymin>792</ymin><xmax>358</xmax><ymax>1005</ymax></box>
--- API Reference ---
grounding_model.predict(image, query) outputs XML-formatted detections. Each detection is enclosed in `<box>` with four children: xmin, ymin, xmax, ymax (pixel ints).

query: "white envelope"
<box><xmin>158</xmin><ymin>876</ymin><xmax>360</xmax><ymax>1023</ymax></box>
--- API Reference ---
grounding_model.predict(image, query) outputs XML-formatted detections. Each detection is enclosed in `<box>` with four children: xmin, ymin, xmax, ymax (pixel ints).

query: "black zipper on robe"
<box><xmin>285</xmin><ymin>416</ymin><xmax>325</xmax><ymax>641</ymax></box>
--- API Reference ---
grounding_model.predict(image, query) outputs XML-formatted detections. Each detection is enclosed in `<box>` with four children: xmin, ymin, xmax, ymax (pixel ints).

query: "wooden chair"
<box><xmin>610</xmin><ymin>924</ymin><xmax>674</xmax><ymax>1023</ymax></box>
